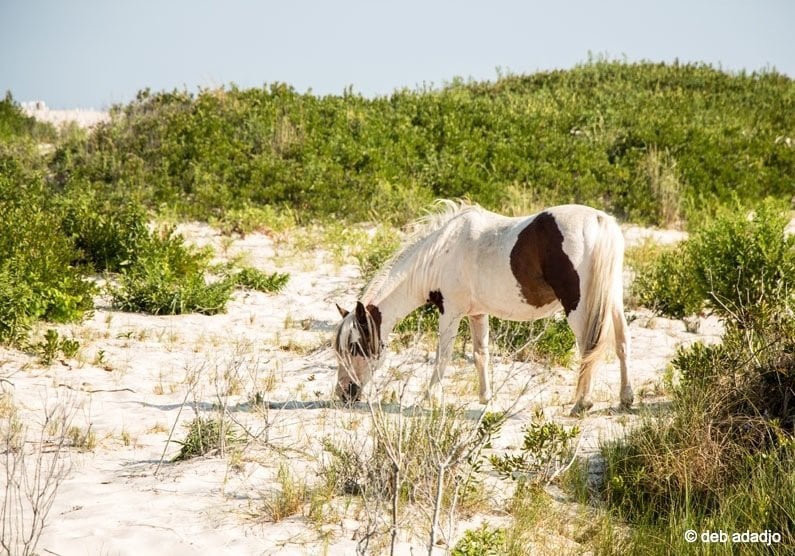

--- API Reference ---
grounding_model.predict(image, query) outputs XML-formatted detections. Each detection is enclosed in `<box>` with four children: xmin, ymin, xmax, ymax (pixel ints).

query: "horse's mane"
<box><xmin>362</xmin><ymin>199</ymin><xmax>481</xmax><ymax>301</ymax></box>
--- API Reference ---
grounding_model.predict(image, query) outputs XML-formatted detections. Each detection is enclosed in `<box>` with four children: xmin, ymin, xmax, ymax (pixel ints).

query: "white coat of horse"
<box><xmin>333</xmin><ymin>201</ymin><xmax>633</xmax><ymax>416</ymax></box>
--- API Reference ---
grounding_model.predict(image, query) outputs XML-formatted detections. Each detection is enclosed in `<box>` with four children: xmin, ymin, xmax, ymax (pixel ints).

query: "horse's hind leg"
<box><xmin>425</xmin><ymin>313</ymin><xmax>462</xmax><ymax>405</ymax></box>
<box><xmin>613</xmin><ymin>304</ymin><xmax>634</xmax><ymax>409</ymax></box>
<box><xmin>568</xmin><ymin>312</ymin><xmax>597</xmax><ymax>416</ymax></box>
<box><xmin>468</xmin><ymin>314</ymin><xmax>492</xmax><ymax>404</ymax></box>
<box><xmin>570</xmin><ymin>355</ymin><xmax>597</xmax><ymax>416</ymax></box>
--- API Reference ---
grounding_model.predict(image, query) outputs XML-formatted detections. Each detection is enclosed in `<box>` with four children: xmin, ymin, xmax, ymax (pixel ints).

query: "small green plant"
<box><xmin>67</xmin><ymin>424</ymin><xmax>97</xmax><ymax>451</ymax></box>
<box><xmin>260</xmin><ymin>462</ymin><xmax>310</xmax><ymax>522</ymax></box>
<box><xmin>233</xmin><ymin>267</ymin><xmax>290</xmax><ymax>293</ymax></box>
<box><xmin>452</xmin><ymin>523</ymin><xmax>507</xmax><ymax>556</ymax></box>
<box><xmin>490</xmin><ymin>416</ymin><xmax>580</xmax><ymax>484</ymax></box>
<box><xmin>171</xmin><ymin>416</ymin><xmax>237</xmax><ymax>461</ymax></box>
<box><xmin>30</xmin><ymin>329</ymin><xmax>81</xmax><ymax>365</ymax></box>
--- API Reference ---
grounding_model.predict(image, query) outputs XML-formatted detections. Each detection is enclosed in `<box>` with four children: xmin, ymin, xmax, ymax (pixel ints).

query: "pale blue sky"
<box><xmin>1</xmin><ymin>0</ymin><xmax>793</xmax><ymax>109</ymax></box>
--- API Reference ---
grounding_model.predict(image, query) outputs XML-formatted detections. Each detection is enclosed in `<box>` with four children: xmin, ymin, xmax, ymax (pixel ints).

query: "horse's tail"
<box><xmin>579</xmin><ymin>213</ymin><xmax>624</xmax><ymax>369</ymax></box>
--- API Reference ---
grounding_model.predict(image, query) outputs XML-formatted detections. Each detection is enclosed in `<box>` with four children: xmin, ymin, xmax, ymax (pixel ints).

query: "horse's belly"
<box><xmin>468</xmin><ymin>286</ymin><xmax>562</xmax><ymax>322</ymax></box>
<box><xmin>490</xmin><ymin>300</ymin><xmax>562</xmax><ymax>322</ymax></box>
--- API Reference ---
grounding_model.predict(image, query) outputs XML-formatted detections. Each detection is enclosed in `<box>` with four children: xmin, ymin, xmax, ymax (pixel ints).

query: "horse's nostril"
<box><xmin>347</xmin><ymin>382</ymin><xmax>360</xmax><ymax>401</ymax></box>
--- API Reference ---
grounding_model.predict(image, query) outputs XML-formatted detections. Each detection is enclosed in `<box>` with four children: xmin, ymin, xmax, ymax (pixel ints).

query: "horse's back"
<box><xmin>453</xmin><ymin>204</ymin><xmax>622</xmax><ymax>320</ymax></box>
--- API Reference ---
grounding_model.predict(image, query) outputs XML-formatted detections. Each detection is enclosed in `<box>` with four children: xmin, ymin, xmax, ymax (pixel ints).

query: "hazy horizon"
<box><xmin>2</xmin><ymin>0</ymin><xmax>793</xmax><ymax>110</ymax></box>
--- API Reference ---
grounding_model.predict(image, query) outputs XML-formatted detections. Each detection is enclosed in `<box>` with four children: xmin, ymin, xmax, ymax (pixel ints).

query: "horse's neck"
<box><xmin>367</xmin><ymin>274</ymin><xmax>427</xmax><ymax>337</ymax></box>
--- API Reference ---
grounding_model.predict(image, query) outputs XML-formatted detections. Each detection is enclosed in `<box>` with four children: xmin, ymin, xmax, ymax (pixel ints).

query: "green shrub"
<box><xmin>490</xmin><ymin>416</ymin><xmax>580</xmax><ymax>484</ymax></box>
<box><xmin>233</xmin><ymin>267</ymin><xmax>289</xmax><ymax>293</ymax></box>
<box><xmin>687</xmin><ymin>200</ymin><xmax>795</xmax><ymax>327</ymax></box>
<box><xmin>631</xmin><ymin>244</ymin><xmax>704</xmax><ymax>318</ymax></box>
<box><xmin>453</xmin><ymin>523</ymin><xmax>507</xmax><ymax>556</ymax></box>
<box><xmin>172</xmin><ymin>416</ymin><xmax>238</xmax><ymax>461</ymax></box>
<box><xmin>60</xmin><ymin>197</ymin><xmax>152</xmax><ymax>273</ymax></box>
<box><xmin>633</xmin><ymin>199</ymin><xmax>795</xmax><ymax>320</ymax></box>
<box><xmin>594</xmin><ymin>203</ymin><xmax>795</xmax><ymax>553</ymax></box>
<box><xmin>110</xmin><ymin>226</ymin><xmax>235</xmax><ymax>315</ymax></box>
<box><xmin>0</xmin><ymin>202</ymin><xmax>95</xmax><ymax>344</ymax></box>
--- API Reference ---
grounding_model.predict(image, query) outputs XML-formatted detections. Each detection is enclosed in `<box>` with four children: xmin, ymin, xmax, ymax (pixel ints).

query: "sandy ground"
<box><xmin>1</xmin><ymin>219</ymin><xmax>728</xmax><ymax>556</ymax></box>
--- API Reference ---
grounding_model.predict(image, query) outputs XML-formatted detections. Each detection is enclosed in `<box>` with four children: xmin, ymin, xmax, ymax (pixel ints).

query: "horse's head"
<box><xmin>332</xmin><ymin>301</ymin><xmax>384</xmax><ymax>402</ymax></box>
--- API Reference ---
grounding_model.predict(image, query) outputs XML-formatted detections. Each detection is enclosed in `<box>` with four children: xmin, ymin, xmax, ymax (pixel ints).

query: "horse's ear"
<box><xmin>355</xmin><ymin>301</ymin><xmax>367</xmax><ymax>323</ymax></box>
<box><xmin>336</xmin><ymin>303</ymin><xmax>349</xmax><ymax>318</ymax></box>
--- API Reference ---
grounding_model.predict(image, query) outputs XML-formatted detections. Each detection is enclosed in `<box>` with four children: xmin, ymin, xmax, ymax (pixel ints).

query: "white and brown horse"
<box><xmin>333</xmin><ymin>201</ymin><xmax>633</xmax><ymax>416</ymax></box>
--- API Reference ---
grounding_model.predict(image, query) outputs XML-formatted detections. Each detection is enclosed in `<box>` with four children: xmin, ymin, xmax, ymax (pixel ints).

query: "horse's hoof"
<box><xmin>620</xmin><ymin>387</ymin><xmax>634</xmax><ymax>409</ymax></box>
<box><xmin>569</xmin><ymin>400</ymin><xmax>593</xmax><ymax>417</ymax></box>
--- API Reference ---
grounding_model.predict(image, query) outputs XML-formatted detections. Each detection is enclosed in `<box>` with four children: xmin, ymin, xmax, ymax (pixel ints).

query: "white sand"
<box><xmin>21</xmin><ymin>100</ymin><xmax>109</xmax><ymax>129</ymax></box>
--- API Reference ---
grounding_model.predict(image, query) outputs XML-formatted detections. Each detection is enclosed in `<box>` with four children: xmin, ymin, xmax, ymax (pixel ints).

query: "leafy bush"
<box><xmin>60</xmin><ymin>197</ymin><xmax>152</xmax><ymax>273</ymax></box>
<box><xmin>490</xmin><ymin>417</ymin><xmax>580</xmax><ymax>484</ymax></box>
<box><xmin>59</xmin><ymin>197</ymin><xmax>239</xmax><ymax>315</ymax></box>
<box><xmin>232</xmin><ymin>267</ymin><xmax>289</xmax><ymax>293</ymax></box>
<box><xmin>687</xmin><ymin>200</ymin><xmax>795</xmax><ymax>326</ymax></box>
<box><xmin>633</xmin><ymin>199</ymin><xmax>795</xmax><ymax>320</ymax></box>
<box><xmin>110</xmin><ymin>227</ymin><xmax>235</xmax><ymax>315</ymax></box>
<box><xmin>453</xmin><ymin>523</ymin><xmax>506</xmax><ymax>556</ymax></box>
<box><xmin>0</xmin><ymin>203</ymin><xmax>95</xmax><ymax>344</ymax></box>
<box><xmin>631</xmin><ymin>244</ymin><xmax>704</xmax><ymax>318</ymax></box>
<box><xmin>172</xmin><ymin>416</ymin><xmax>238</xmax><ymax>461</ymax></box>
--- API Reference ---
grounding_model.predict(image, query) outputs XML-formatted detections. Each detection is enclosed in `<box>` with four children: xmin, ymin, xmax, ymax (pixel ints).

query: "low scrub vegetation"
<box><xmin>48</xmin><ymin>61</ymin><xmax>794</xmax><ymax>226</ymax></box>
<box><xmin>172</xmin><ymin>416</ymin><xmax>239</xmax><ymax>461</ymax></box>
<box><xmin>633</xmin><ymin>199</ymin><xmax>795</xmax><ymax>319</ymax></box>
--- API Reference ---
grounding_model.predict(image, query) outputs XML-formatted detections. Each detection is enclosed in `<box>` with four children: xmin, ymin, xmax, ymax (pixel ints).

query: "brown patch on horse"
<box><xmin>510</xmin><ymin>212</ymin><xmax>581</xmax><ymax>314</ymax></box>
<box><xmin>427</xmin><ymin>290</ymin><xmax>445</xmax><ymax>314</ymax></box>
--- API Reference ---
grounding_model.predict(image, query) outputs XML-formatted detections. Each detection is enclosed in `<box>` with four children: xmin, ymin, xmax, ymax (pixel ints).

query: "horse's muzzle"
<box><xmin>340</xmin><ymin>382</ymin><xmax>360</xmax><ymax>403</ymax></box>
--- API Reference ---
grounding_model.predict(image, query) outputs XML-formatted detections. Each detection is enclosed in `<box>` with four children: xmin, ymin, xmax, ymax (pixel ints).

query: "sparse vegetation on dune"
<box><xmin>44</xmin><ymin>60</ymin><xmax>795</xmax><ymax>226</ymax></box>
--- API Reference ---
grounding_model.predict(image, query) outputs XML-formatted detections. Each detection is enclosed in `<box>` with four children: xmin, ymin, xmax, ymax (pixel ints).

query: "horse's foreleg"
<box><xmin>425</xmin><ymin>313</ymin><xmax>462</xmax><ymax>405</ymax></box>
<box><xmin>468</xmin><ymin>314</ymin><xmax>492</xmax><ymax>404</ymax></box>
